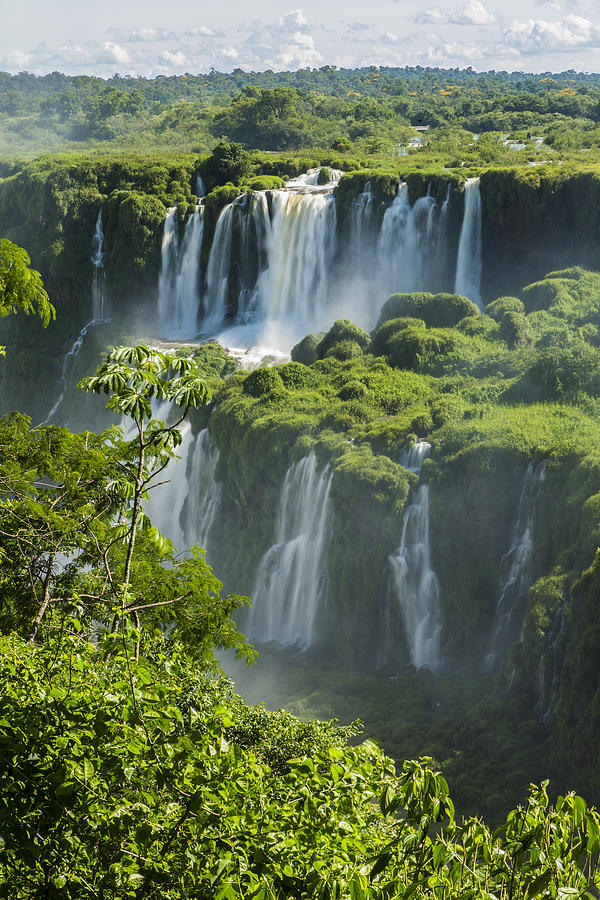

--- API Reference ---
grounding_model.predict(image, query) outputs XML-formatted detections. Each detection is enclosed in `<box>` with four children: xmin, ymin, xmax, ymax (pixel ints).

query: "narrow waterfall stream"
<box><xmin>378</xmin><ymin>442</ymin><xmax>442</xmax><ymax>671</ymax></box>
<box><xmin>485</xmin><ymin>462</ymin><xmax>546</xmax><ymax>669</ymax></box>
<box><xmin>455</xmin><ymin>177</ymin><xmax>482</xmax><ymax>308</ymax></box>
<box><xmin>90</xmin><ymin>209</ymin><xmax>108</xmax><ymax>322</ymax></box>
<box><xmin>246</xmin><ymin>453</ymin><xmax>333</xmax><ymax>647</ymax></box>
<box><xmin>183</xmin><ymin>428</ymin><xmax>222</xmax><ymax>553</ymax></box>
<box><xmin>44</xmin><ymin>212</ymin><xmax>108</xmax><ymax>423</ymax></box>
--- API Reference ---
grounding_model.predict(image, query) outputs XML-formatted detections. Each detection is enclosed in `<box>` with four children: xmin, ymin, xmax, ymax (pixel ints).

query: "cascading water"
<box><xmin>389</xmin><ymin>484</ymin><xmax>442</xmax><ymax>670</ymax></box>
<box><xmin>401</xmin><ymin>440</ymin><xmax>433</xmax><ymax>473</ymax></box>
<box><xmin>379</xmin><ymin>442</ymin><xmax>442</xmax><ymax>671</ymax></box>
<box><xmin>246</xmin><ymin>453</ymin><xmax>333</xmax><ymax>647</ymax></box>
<box><xmin>90</xmin><ymin>210</ymin><xmax>107</xmax><ymax>322</ymax></box>
<box><xmin>375</xmin><ymin>183</ymin><xmax>453</xmax><ymax>303</ymax></box>
<box><xmin>183</xmin><ymin>428</ymin><xmax>221</xmax><ymax>553</ymax></box>
<box><xmin>157</xmin><ymin>205</ymin><xmax>205</xmax><ymax>339</ymax></box>
<box><xmin>203</xmin><ymin>193</ymin><xmax>271</xmax><ymax>336</ymax></box>
<box><xmin>485</xmin><ymin>462</ymin><xmax>546</xmax><ymax>669</ymax></box>
<box><xmin>254</xmin><ymin>190</ymin><xmax>337</xmax><ymax>346</ymax></box>
<box><xmin>535</xmin><ymin>603</ymin><xmax>565</xmax><ymax>724</ymax></box>
<box><xmin>455</xmin><ymin>177</ymin><xmax>482</xmax><ymax>308</ymax></box>
<box><xmin>178</xmin><ymin>172</ymin><xmax>483</xmax><ymax>357</ymax></box>
<box><xmin>286</xmin><ymin>167</ymin><xmax>344</xmax><ymax>188</ymax></box>
<box><xmin>43</xmin><ymin>320</ymin><xmax>97</xmax><ymax>424</ymax></box>
<box><xmin>196</xmin><ymin>175</ymin><xmax>206</xmax><ymax>198</ymax></box>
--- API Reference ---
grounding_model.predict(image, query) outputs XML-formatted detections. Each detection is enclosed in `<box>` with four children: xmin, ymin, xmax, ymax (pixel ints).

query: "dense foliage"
<box><xmin>4</xmin><ymin>65</ymin><xmax>600</xmax><ymax>159</ymax></box>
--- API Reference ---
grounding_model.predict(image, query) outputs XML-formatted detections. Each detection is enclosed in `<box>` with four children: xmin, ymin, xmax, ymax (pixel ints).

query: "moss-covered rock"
<box><xmin>316</xmin><ymin>319</ymin><xmax>370</xmax><ymax>359</ymax></box>
<box><xmin>242</xmin><ymin>366</ymin><xmax>285</xmax><ymax>398</ymax></box>
<box><xmin>291</xmin><ymin>332</ymin><xmax>327</xmax><ymax>366</ymax></box>
<box><xmin>377</xmin><ymin>292</ymin><xmax>479</xmax><ymax>330</ymax></box>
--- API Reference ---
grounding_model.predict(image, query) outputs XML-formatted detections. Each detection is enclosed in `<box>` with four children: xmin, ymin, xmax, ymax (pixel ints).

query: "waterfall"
<box><xmin>376</xmin><ymin>184</ymin><xmax>453</xmax><ymax>302</ymax></box>
<box><xmin>388</xmin><ymin>482</ymin><xmax>442</xmax><ymax>670</ymax></box>
<box><xmin>43</xmin><ymin>320</ymin><xmax>97</xmax><ymax>424</ymax></box>
<box><xmin>146</xmin><ymin>419</ymin><xmax>195</xmax><ymax>549</ymax></box>
<box><xmin>90</xmin><ymin>210</ymin><xmax>107</xmax><ymax>322</ymax></box>
<box><xmin>196</xmin><ymin>175</ymin><xmax>206</xmax><ymax>197</ymax></box>
<box><xmin>203</xmin><ymin>203</ymin><xmax>236</xmax><ymax>330</ymax></box>
<box><xmin>247</xmin><ymin>453</ymin><xmax>333</xmax><ymax>647</ymax></box>
<box><xmin>192</xmin><ymin>174</ymin><xmax>481</xmax><ymax>357</ymax></box>
<box><xmin>157</xmin><ymin>206</ymin><xmax>204</xmax><ymax>339</ymax></box>
<box><xmin>485</xmin><ymin>462</ymin><xmax>546</xmax><ymax>669</ymax></box>
<box><xmin>378</xmin><ymin>441</ymin><xmax>441</xmax><ymax>671</ymax></box>
<box><xmin>255</xmin><ymin>190</ymin><xmax>337</xmax><ymax>345</ymax></box>
<box><xmin>286</xmin><ymin>167</ymin><xmax>344</xmax><ymax>188</ymax></box>
<box><xmin>535</xmin><ymin>603</ymin><xmax>565</xmax><ymax>724</ymax></box>
<box><xmin>401</xmin><ymin>439</ymin><xmax>432</xmax><ymax>474</ymax></box>
<box><xmin>202</xmin><ymin>193</ymin><xmax>271</xmax><ymax>333</ymax></box>
<box><xmin>183</xmin><ymin>428</ymin><xmax>221</xmax><ymax>553</ymax></box>
<box><xmin>454</xmin><ymin>177</ymin><xmax>482</xmax><ymax>308</ymax></box>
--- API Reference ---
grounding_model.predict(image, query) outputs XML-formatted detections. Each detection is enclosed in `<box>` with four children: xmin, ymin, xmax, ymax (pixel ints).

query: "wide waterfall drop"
<box><xmin>455</xmin><ymin>177</ymin><xmax>483</xmax><ymax>308</ymax></box>
<box><xmin>247</xmin><ymin>453</ymin><xmax>333</xmax><ymax>647</ymax></box>
<box><xmin>90</xmin><ymin>210</ymin><xmax>107</xmax><ymax>322</ymax></box>
<box><xmin>485</xmin><ymin>462</ymin><xmax>546</xmax><ymax>669</ymax></box>
<box><xmin>183</xmin><ymin>428</ymin><xmax>221</xmax><ymax>553</ymax></box>
<box><xmin>255</xmin><ymin>190</ymin><xmax>337</xmax><ymax>346</ymax></box>
<box><xmin>157</xmin><ymin>206</ymin><xmax>204</xmax><ymax>338</ymax></box>
<box><xmin>376</xmin><ymin>184</ymin><xmax>454</xmax><ymax>302</ymax></box>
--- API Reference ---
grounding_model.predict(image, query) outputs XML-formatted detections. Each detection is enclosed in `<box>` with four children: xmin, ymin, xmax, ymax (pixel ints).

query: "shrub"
<box><xmin>371</xmin><ymin>317</ymin><xmax>425</xmax><ymax>357</ymax></box>
<box><xmin>325</xmin><ymin>340</ymin><xmax>365</xmax><ymax>361</ymax></box>
<box><xmin>276</xmin><ymin>361</ymin><xmax>322</xmax><ymax>390</ymax></box>
<box><xmin>486</xmin><ymin>296</ymin><xmax>525</xmax><ymax>322</ymax></box>
<box><xmin>245</xmin><ymin>175</ymin><xmax>286</xmax><ymax>191</ymax></box>
<box><xmin>338</xmin><ymin>380</ymin><xmax>368</xmax><ymax>400</ymax></box>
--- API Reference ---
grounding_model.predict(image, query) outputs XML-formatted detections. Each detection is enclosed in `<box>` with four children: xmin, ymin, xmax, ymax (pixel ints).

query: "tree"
<box><xmin>197</xmin><ymin>139</ymin><xmax>251</xmax><ymax>189</ymax></box>
<box><xmin>0</xmin><ymin>239</ymin><xmax>54</xmax><ymax>326</ymax></box>
<box><xmin>77</xmin><ymin>344</ymin><xmax>249</xmax><ymax>661</ymax></box>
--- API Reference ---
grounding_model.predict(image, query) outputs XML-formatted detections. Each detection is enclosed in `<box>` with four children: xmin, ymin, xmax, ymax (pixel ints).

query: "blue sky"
<box><xmin>1</xmin><ymin>0</ymin><xmax>599</xmax><ymax>77</ymax></box>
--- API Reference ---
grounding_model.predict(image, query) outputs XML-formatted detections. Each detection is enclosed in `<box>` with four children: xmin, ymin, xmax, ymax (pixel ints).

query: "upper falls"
<box><xmin>155</xmin><ymin>173</ymin><xmax>483</xmax><ymax>353</ymax></box>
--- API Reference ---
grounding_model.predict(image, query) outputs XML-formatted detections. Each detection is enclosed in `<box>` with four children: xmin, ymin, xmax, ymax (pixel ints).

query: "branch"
<box><xmin>126</xmin><ymin>592</ymin><xmax>192</xmax><ymax>613</ymax></box>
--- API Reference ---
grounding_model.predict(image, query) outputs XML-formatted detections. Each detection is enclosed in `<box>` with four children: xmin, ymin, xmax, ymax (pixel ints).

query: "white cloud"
<box><xmin>416</xmin><ymin>1</ymin><xmax>497</xmax><ymax>26</ymax></box>
<box><xmin>414</xmin><ymin>8</ymin><xmax>445</xmax><ymax>24</ymax></box>
<box><xmin>185</xmin><ymin>26</ymin><xmax>223</xmax><ymax>38</ymax></box>
<box><xmin>503</xmin><ymin>13</ymin><xmax>600</xmax><ymax>53</ymax></box>
<box><xmin>106</xmin><ymin>26</ymin><xmax>177</xmax><ymax>43</ymax></box>
<box><xmin>159</xmin><ymin>49</ymin><xmax>188</xmax><ymax>67</ymax></box>
<box><xmin>239</xmin><ymin>9</ymin><xmax>323</xmax><ymax>70</ymax></box>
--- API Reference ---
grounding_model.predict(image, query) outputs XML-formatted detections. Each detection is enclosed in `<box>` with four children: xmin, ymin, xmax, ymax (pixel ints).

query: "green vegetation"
<box><xmin>5</xmin><ymin>65</ymin><xmax>600</xmax><ymax>891</ymax></box>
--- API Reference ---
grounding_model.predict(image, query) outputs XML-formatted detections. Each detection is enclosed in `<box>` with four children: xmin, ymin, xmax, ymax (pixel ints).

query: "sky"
<box><xmin>1</xmin><ymin>0</ymin><xmax>600</xmax><ymax>78</ymax></box>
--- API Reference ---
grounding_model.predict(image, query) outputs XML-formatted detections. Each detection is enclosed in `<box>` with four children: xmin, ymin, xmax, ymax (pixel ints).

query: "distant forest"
<box><xmin>2</xmin><ymin>65</ymin><xmax>600</xmax><ymax>158</ymax></box>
